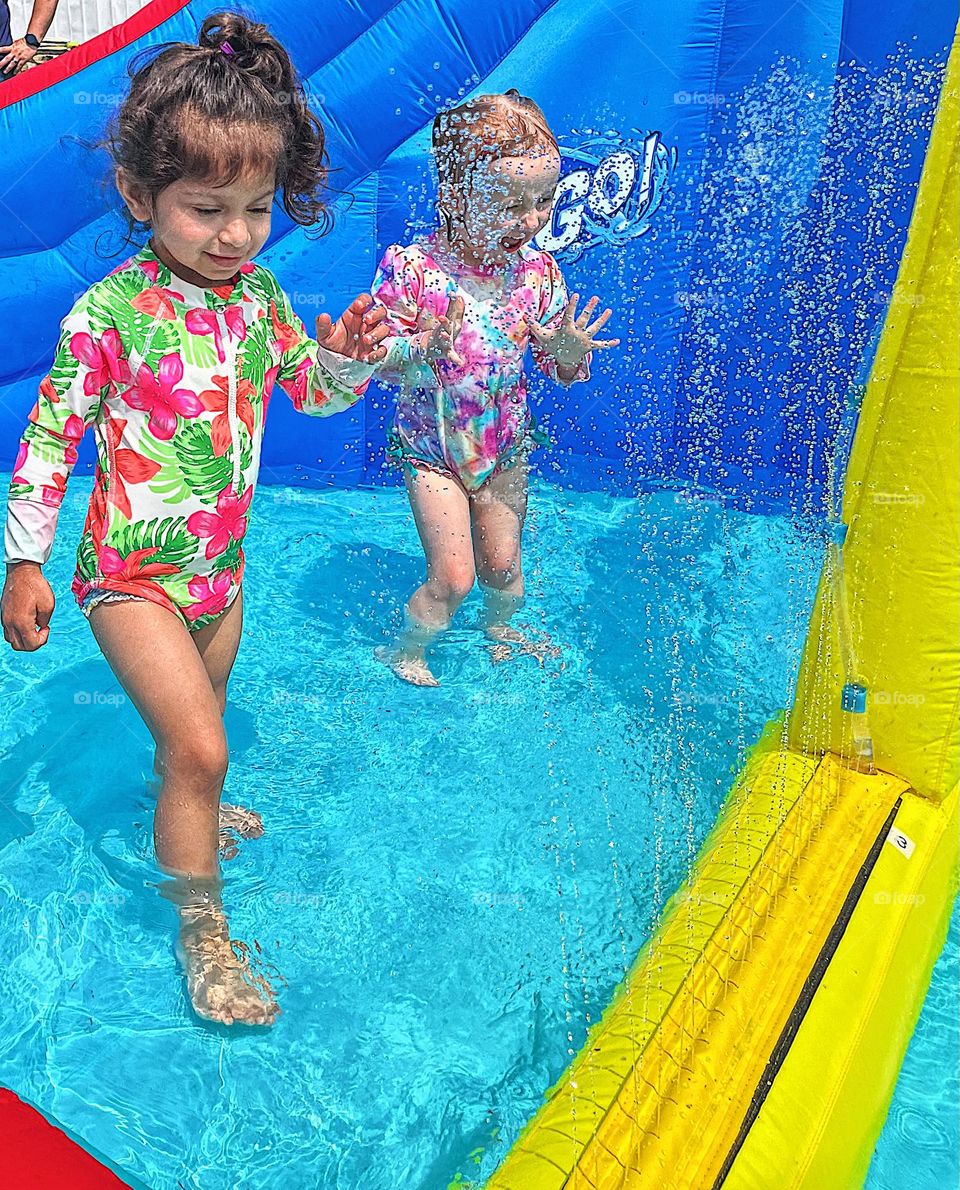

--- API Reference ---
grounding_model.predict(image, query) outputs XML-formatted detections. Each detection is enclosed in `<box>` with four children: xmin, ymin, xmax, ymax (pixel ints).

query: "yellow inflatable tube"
<box><xmin>487</xmin><ymin>733</ymin><xmax>957</xmax><ymax>1189</ymax></box>
<box><xmin>486</xmin><ymin>27</ymin><xmax>959</xmax><ymax>1190</ymax></box>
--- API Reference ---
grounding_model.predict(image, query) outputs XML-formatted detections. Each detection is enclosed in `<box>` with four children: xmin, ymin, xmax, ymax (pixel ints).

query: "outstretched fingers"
<box><xmin>355</xmin><ymin>299</ymin><xmax>389</xmax><ymax>361</ymax></box>
<box><xmin>561</xmin><ymin>293</ymin><xmax>580</xmax><ymax>327</ymax></box>
<box><xmin>445</xmin><ymin>295</ymin><xmax>466</xmax><ymax>341</ymax></box>
<box><xmin>425</xmin><ymin>298</ymin><xmax>464</xmax><ymax>364</ymax></box>
<box><xmin>585</xmin><ymin>307</ymin><xmax>613</xmax><ymax>335</ymax></box>
<box><xmin>361</xmin><ymin>313</ymin><xmax>390</xmax><ymax>361</ymax></box>
<box><xmin>575</xmin><ymin>295</ymin><xmax>600</xmax><ymax>328</ymax></box>
<box><xmin>362</xmin><ymin>304</ymin><xmax>388</xmax><ymax>327</ymax></box>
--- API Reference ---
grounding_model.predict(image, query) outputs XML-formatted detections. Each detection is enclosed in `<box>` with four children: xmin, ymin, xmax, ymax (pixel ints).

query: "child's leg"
<box><xmin>191</xmin><ymin>592</ymin><xmax>262</xmax><ymax>854</ymax></box>
<box><xmin>471</xmin><ymin>459</ymin><xmax>528</xmax><ymax>629</ymax></box>
<box><xmin>87</xmin><ymin>597</ymin><xmax>277</xmax><ymax>1026</ymax></box>
<box><xmin>193</xmin><ymin>587</ymin><xmax>243</xmax><ymax>716</ymax></box>
<box><xmin>379</xmin><ymin>466</ymin><xmax>475</xmax><ymax>686</ymax></box>
<box><xmin>146</xmin><ymin>592</ymin><xmax>258</xmax><ymax>854</ymax></box>
<box><xmin>471</xmin><ymin>461</ymin><xmax>561</xmax><ymax>664</ymax></box>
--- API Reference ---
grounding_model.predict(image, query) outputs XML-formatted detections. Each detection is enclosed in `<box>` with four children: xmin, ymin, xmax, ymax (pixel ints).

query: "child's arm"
<box><xmin>2</xmin><ymin>289</ymin><xmax>116</xmax><ymax>648</ymax></box>
<box><xmin>367</xmin><ymin>245</ymin><xmax>465</xmax><ymax>380</ymax></box>
<box><xmin>273</xmin><ymin>289</ymin><xmax>383</xmax><ymax>418</ymax></box>
<box><xmin>368</xmin><ymin>245</ymin><xmax>422</xmax><ymax>382</ymax></box>
<box><xmin>528</xmin><ymin>253</ymin><xmax>618</xmax><ymax>388</ymax></box>
<box><xmin>5</xmin><ymin>290</ymin><xmax>116</xmax><ymax>563</ymax></box>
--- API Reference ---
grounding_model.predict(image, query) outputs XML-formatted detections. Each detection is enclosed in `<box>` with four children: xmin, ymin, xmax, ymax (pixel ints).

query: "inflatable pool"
<box><xmin>0</xmin><ymin>2</ymin><xmax>956</xmax><ymax>1187</ymax></box>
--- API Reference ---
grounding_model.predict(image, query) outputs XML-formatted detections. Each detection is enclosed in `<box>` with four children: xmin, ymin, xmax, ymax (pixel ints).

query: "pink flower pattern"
<box><xmin>69</xmin><ymin>329</ymin><xmax>130</xmax><ymax>398</ymax></box>
<box><xmin>184</xmin><ymin>305</ymin><xmax>248</xmax><ymax>363</ymax></box>
<box><xmin>183</xmin><ymin>570</ymin><xmax>235</xmax><ymax>622</ymax></box>
<box><xmin>12</xmin><ymin>442</ymin><xmax>28</xmax><ymax>485</ymax></box>
<box><xmin>187</xmin><ymin>485</ymin><xmax>254</xmax><ymax>559</ymax></box>
<box><xmin>121</xmin><ymin>353</ymin><xmax>204</xmax><ymax>440</ymax></box>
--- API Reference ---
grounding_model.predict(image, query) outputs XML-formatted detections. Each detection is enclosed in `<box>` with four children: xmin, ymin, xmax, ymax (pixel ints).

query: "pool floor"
<box><xmin>0</xmin><ymin>476</ymin><xmax>953</xmax><ymax>1189</ymax></box>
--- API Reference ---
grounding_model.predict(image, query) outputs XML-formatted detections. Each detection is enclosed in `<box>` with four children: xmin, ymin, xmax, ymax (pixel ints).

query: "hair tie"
<box><xmin>220</xmin><ymin>40</ymin><xmax>235</xmax><ymax>57</ymax></box>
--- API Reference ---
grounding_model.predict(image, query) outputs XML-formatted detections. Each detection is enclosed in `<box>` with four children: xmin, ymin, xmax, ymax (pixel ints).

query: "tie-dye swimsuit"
<box><xmin>3</xmin><ymin>243</ymin><xmax>375</xmax><ymax>630</ymax></box>
<box><xmin>370</xmin><ymin>233</ymin><xmax>590</xmax><ymax>491</ymax></box>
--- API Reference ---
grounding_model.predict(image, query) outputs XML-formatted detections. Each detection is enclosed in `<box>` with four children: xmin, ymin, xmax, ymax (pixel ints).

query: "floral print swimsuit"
<box><xmin>370</xmin><ymin>233</ymin><xmax>590</xmax><ymax>492</ymax></box>
<box><xmin>4</xmin><ymin>243</ymin><xmax>375</xmax><ymax>631</ymax></box>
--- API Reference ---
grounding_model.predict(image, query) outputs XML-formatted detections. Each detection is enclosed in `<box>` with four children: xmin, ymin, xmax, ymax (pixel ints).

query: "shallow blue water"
<box><xmin>0</xmin><ymin>475</ymin><xmax>953</xmax><ymax>1189</ymax></box>
<box><xmin>865</xmin><ymin>896</ymin><xmax>960</xmax><ymax>1190</ymax></box>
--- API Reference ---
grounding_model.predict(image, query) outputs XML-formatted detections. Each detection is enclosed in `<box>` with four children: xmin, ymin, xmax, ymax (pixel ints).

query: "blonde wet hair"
<box><xmin>431</xmin><ymin>89</ymin><xmax>560</xmax><ymax>239</ymax></box>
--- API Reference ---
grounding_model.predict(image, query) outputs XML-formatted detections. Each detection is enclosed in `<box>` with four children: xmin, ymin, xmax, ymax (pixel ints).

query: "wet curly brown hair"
<box><xmin>101</xmin><ymin>9</ymin><xmax>331</xmax><ymax>246</ymax></box>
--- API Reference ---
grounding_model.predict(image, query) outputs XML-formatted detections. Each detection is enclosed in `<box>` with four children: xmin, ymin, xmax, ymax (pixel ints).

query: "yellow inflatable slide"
<box><xmin>487</xmin><ymin>30</ymin><xmax>959</xmax><ymax>1190</ymax></box>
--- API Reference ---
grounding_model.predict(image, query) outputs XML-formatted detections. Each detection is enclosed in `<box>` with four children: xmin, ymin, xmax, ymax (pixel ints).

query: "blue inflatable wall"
<box><xmin>0</xmin><ymin>1</ymin><xmax>954</xmax><ymax>514</ymax></box>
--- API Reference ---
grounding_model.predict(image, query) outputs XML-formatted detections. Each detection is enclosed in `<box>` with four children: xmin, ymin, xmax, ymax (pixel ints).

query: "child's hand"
<box><xmin>316</xmin><ymin>294</ymin><xmax>390</xmax><ymax>364</ymax></box>
<box><xmin>415</xmin><ymin>296</ymin><xmax>465</xmax><ymax>367</ymax></box>
<box><xmin>528</xmin><ymin>294</ymin><xmax>619</xmax><ymax>371</ymax></box>
<box><xmin>1</xmin><ymin>562</ymin><xmax>55</xmax><ymax>651</ymax></box>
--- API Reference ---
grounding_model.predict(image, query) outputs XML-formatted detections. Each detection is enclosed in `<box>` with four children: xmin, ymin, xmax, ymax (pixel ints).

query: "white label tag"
<box><xmin>886</xmin><ymin>827</ymin><xmax>915</xmax><ymax>859</ymax></box>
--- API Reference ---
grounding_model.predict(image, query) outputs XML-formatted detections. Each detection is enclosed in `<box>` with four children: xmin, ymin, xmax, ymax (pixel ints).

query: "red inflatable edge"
<box><xmin>0</xmin><ymin>0</ymin><xmax>192</xmax><ymax>109</ymax></box>
<box><xmin>0</xmin><ymin>1088</ymin><xmax>132</xmax><ymax>1188</ymax></box>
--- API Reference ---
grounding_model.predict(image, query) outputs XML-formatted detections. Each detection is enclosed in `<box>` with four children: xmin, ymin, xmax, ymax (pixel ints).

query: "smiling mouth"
<box><xmin>501</xmin><ymin>236</ymin><xmax>525</xmax><ymax>252</ymax></box>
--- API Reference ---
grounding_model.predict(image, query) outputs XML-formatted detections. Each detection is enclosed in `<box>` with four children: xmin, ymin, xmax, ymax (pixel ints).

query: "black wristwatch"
<box><xmin>24</xmin><ymin>33</ymin><xmax>41</xmax><ymax>49</ymax></box>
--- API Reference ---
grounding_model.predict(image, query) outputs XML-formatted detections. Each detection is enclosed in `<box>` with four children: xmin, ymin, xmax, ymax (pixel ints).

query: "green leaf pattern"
<box><xmin>109</xmin><ymin>515</ymin><xmax>199</xmax><ymax>571</ymax></box>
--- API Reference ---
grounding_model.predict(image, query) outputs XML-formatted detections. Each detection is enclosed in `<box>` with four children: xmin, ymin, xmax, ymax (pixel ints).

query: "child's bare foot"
<box><xmin>218</xmin><ymin>802</ymin><xmax>264</xmax><ymax>861</ymax></box>
<box><xmin>485</xmin><ymin>624</ymin><xmax>563</xmax><ymax>667</ymax></box>
<box><xmin>487</xmin><ymin>624</ymin><xmax>524</xmax><ymax>663</ymax></box>
<box><xmin>375</xmin><ymin>645</ymin><xmax>440</xmax><ymax>687</ymax></box>
<box><xmin>176</xmin><ymin>906</ymin><xmax>280</xmax><ymax>1027</ymax></box>
<box><xmin>485</xmin><ymin>623</ymin><xmax>528</xmax><ymax>646</ymax></box>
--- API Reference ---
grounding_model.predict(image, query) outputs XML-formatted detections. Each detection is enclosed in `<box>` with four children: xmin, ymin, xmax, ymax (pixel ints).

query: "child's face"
<box><xmin>117</xmin><ymin>168</ymin><xmax>276</xmax><ymax>286</ymax></box>
<box><xmin>458</xmin><ymin>150</ymin><xmax>561</xmax><ymax>265</ymax></box>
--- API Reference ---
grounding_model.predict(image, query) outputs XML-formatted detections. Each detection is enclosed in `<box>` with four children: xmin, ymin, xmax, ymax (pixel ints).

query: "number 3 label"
<box><xmin>886</xmin><ymin>827</ymin><xmax>916</xmax><ymax>859</ymax></box>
